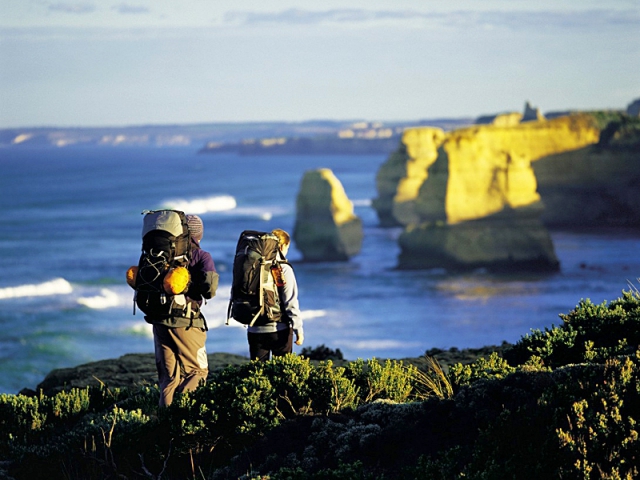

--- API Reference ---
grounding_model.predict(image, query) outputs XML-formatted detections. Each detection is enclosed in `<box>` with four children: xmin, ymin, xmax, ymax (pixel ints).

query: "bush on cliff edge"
<box><xmin>0</xmin><ymin>288</ymin><xmax>639</xmax><ymax>479</ymax></box>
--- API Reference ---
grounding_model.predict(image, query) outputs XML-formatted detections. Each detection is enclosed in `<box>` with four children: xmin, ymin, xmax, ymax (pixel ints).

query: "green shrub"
<box><xmin>211</xmin><ymin>362</ymin><xmax>279</xmax><ymax>437</ymax></box>
<box><xmin>556</xmin><ymin>356</ymin><xmax>640</xmax><ymax>479</ymax></box>
<box><xmin>345</xmin><ymin>358</ymin><xmax>416</xmax><ymax>404</ymax></box>
<box><xmin>0</xmin><ymin>393</ymin><xmax>47</xmax><ymax>447</ymax></box>
<box><xmin>263</xmin><ymin>354</ymin><xmax>314</xmax><ymax>416</ymax></box>
<box><xmin>449</xmin><ymin>352</ymin><xmax>516</xmax><ymax>388</ymax></box>
<box><xmin>587</xmin><ymin>110</ymin><xmax>628</xmax><ymax>130</ymax></box>
<box><xmin>505</xmin><ymin>290</ymin><xmax>640</xmax><ymax>368</ymax></box>
<box><xmin>308</xmin><ymin>361</ymin><xmax>359</xmax><ymax>414</ymax></box>
<box><xmin>4</xmin><ymin>287</ymin><xmax>639</xmax><ymax>480</ymax></box>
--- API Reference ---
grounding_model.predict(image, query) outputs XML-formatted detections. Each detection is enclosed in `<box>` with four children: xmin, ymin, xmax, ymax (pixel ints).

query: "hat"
<box><xmin>186</xmin><ymin>214</ymin><xmax>203</xmax><ymax>242</ymax></box>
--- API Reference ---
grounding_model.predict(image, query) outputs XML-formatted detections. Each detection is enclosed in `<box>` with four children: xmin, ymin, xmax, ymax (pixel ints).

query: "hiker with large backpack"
<box><xmin>127</xmin><ymin>211</ymin><xmax>219</xmax><ymax>407</ymax></box>
<box><xmin>228</xmin><ymin>228</ymin><xmax>304</xmax><ymax>361</ymax></box>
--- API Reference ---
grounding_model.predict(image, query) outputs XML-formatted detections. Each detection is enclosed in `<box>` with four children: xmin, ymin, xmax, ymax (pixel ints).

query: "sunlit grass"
<box><xmin>412</xmin><ymin>355</ymin><xmax>453</xmax><ymax>400</ymax></box>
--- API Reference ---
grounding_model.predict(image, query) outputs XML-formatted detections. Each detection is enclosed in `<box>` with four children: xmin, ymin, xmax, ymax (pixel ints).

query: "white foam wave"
<box><xmin>161</xmin><ymin>195</ymin><xmax>237</xmax><ymax>214</ymax></box>
<box><xmin>124</xmin><ymin>322</ymin><xmax>154</xmax><ymax>338</ymax></box>
<box><xmin>302</xmin><ymin>310</ymin><xmax>327</xmax><ymax>321</ymax></box>
<box><xmin>352</xmin><ymin>199</ymin><xmax>372</xmax><ymax>207</ymax></box>
<box><xmin>77</xmin><ymin>288</ymin><xmax>121</xmax><ymax>309</ymax></box>
<box><xmin>0</xmin><ymin>278</ymin><xmax>73</xmax><ymax>300</ymax></box>
<box><xmin>232</xmin><ymin>206</ymin><xmax>289</xmax><ymax>221</ymax></box>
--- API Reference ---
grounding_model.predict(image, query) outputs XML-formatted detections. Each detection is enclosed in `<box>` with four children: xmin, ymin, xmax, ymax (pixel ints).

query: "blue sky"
<box><xmin>0</xmin><ymin>1</ymin><xmax>638</xmax><ymax>128</ymax></box>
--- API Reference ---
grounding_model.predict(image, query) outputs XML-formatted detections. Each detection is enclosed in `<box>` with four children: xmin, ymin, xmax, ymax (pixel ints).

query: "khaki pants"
<box><xmin>153</xmin><ymin>324</ymin><xmax>208</xmax><ymax>407</ymax></box>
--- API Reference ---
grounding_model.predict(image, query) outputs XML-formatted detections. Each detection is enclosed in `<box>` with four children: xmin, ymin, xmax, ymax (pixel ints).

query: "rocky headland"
<box><xmin>372</xmin><ymin>106</ymin><xmax>640</xmax><ymax>271</ymax></box>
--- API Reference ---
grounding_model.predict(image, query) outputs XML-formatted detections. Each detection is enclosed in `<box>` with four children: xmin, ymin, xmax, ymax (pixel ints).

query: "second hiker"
<box><xmin>228</xmin><ymin>228</ymin><xmax>304</xmax><ymax>361</ymax></box>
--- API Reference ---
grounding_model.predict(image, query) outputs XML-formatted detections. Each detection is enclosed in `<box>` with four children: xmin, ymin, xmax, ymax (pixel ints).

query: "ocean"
<box><xmin>1</xmin><ymin>145</ymin><xmax>639</xmax><ymax>394</ymax></box>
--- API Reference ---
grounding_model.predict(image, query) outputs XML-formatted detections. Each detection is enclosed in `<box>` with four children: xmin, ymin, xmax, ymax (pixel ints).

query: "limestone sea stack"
<box><xmin>372</xmin><ymin>127</ymin><xmax>446</xmax><ymax>227</ymax></box>
<box><xmin>294</xmin><ymin>169</ymin><xmax>363</xmax><ymax>261</ymax></box>
<box><xmin>381</xmin><ymin>113</ymin><xmax>604</xmax><ymax>271</ymax></box>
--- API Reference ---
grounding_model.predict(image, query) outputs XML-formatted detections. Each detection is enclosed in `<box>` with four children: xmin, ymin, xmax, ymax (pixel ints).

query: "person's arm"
<box><xmin>281</xmin><ymin>264</ymin><xmax>303</xmax><ymax>345</ymax></box>
<box><xmin>188</xmin><ymin>249</ymin><xmax>219</xmax><ymax>301</ymax></box>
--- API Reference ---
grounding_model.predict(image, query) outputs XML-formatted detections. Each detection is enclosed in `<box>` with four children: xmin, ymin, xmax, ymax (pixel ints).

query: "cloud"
<box><xmin>224</xmin><ymin>8</ymin><xmax>640</xmax><ymax>31</ymax></box>
<box><xmin>224</xmin><ymin>8</ymin><xmax>416</xmax><ymax>26</ymax></box>
<box><xmin>47</xmin><ymin>2</ymin><xmax>96</xmax><ymax>14</ymax></box>
<box><xmin>112</xmin><ymin>4</ymin><xmax>150</xmax><ymax>15</ymax></box>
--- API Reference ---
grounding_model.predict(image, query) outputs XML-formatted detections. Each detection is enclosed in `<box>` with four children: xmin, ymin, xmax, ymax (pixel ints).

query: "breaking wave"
<box><xmin>302</xmin><ymin>310</ymin><xmax>327</xmax><ymax>321</ymax></box>
<box><xmin>352</xmin><ymin>198</ymin><xmax>372</xmax><ymax>207</ymax></box>
<box><xmin>0</xmin><ymin>278</ymin><xmax>73</xmax><ymax>300</ymax></box>
<box><xmin>77</xmin><ymin>289</ymin><xmax>121</xmax><ymax>309</ymax></box>
<box><xmin>161</xmin><ymin>195</ymin><xmax>237</xmax><ymax>214</ymax></box>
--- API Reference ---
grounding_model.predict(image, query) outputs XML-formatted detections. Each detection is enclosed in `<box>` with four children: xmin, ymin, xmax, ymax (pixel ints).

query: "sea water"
<box><xmin>1</xmin><ymin>145</ymin><xmax>639</xmax><ymax>394</ymax></box>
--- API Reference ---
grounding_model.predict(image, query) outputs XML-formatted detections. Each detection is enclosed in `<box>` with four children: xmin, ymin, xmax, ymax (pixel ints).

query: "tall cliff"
<box><xmin>375</xmin><ymin>114</ymin><xmax>607</xmax><ymax>271</ymax></box>
<box><xmin>293</xmin><ymin>169</ymin><xmax>363</xmax><ymax>262</ymax></box>
<box><xmin>416</xmin><ymin>113</ymin><xmax>600</xmax><ymax>226</ymax></box>
<box><xmin>372</xmin><ymin>127</ymin><xmax>445</xmax><ymax>226</ymax></box>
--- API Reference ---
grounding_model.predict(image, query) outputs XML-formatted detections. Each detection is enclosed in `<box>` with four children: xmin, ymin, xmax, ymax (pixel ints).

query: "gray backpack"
<box><xmin>134</xmin><ymin>210</ymin><xmax>194</xmax><ymax>320</ymax></box>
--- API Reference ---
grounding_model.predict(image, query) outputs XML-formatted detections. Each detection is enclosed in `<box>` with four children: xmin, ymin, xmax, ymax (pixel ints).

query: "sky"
<box><xmin>0</xmin><ymin>0</ymin><xmax>638</xmax><ymax>128</ymax></box>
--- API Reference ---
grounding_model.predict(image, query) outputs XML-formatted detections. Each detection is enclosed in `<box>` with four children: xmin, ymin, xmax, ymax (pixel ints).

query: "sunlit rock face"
<box><xmin>384</xmin><ymin>114</ymin><xmax>601</xmax><ymax>271</ymax></box>
<box><xmin>475</xmin><ymin>112</ymin><xmax>523</xmax><ymax>127</ymax></box>
<box><xmin>294</xmin><ymin>169</ymin><xmax>363</xmax><ymax>262</ymax></box>
<box><xmin>415</xmin><ymin>114</ymin><xmax>601</xmax><ymax>226</ymax></box>
<box><xmin>372</xmin><ymin>127</ymin><xmax>445</xmax><ymax>227</ymax></box>
<box><xmin>375</xmin><ymin>114</ymin><xmax>600</xmax><ymax>228</ymax></box>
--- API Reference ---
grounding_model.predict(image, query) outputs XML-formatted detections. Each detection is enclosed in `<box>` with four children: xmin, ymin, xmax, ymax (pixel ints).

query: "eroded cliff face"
<box><xmin>405</xmin><ymin>114</ymin><xmax>601</xmax><ymax>226</ymax></box>
<box><xmin>294</xmin><ymin>169</ymin><xmax>363</xmax><ymax>261</ymax></box>
<box><xmin>373</xmin><ymin>114</ymin><xmax>600</xmax><ymax>227</ymax></box>
<box><xmin>375</xmin><ymin>114</ymin><xmax>603</xmax><ymax>271</ymax></box>
<box><xmin>372</xmin><ymin>127</ymin><xmax>445</xmax><ymax>227</ymax></box>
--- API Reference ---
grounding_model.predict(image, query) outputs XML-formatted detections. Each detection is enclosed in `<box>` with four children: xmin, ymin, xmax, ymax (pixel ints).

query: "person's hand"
<box><xmin>295</xmin><ymin>332</ymin><xmax>304</xmax><ymax>346</ymax></box>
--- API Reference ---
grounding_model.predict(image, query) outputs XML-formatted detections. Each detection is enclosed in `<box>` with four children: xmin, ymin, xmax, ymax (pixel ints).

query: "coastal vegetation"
<box><xmin>1</xmin><ymin>288</ymin><xmax>639</xmax><ymax>479</ymax></box>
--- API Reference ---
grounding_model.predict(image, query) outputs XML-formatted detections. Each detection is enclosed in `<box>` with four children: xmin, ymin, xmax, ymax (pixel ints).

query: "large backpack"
<box><xmin>133</xmin><ymin>210</ymin><xmax>194</xmax><ymax>320</ymax></box>
<box><xmin>227</xmin><ymin>230</ymin><xmax>288</xmax><ymax>327</ymax></box>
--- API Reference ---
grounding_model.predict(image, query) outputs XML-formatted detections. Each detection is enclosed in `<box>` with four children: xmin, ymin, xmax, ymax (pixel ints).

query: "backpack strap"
<box><xmin>271</xmin><ymin>259</ymin><xmax>291</xmax><ymax>323</ymax></box>
<box><xmin>248</xmin><ymin>257</ymin><xmax>268</xmax><ymax>327</ymax></box>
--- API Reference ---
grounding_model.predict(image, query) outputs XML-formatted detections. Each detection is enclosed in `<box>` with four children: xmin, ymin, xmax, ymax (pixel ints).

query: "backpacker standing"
<box><xmin>246</xmin><ymin>229</ymin><xmax>304</xmax><ymax>361</ymax></box>
<box><xmin>131</xmin><ymin>213</ymin><xmax>219</xmax><ymax>407</ymax></box>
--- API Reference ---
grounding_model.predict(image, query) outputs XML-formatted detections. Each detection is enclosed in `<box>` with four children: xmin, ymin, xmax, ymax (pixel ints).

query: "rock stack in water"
<box><xmin>372</xmin><ymin>127</ymin><xmax>445</xmax><ymax>227</ymax></box>
<box><xmin>373</xmin><ymin>113</ymin><xmax>605</xmax><ymax>272</ymax></box>
<box><xmin>294</xmin><ymin>169</ymin><xmax>363</xmax><ymax>262</ymax></box>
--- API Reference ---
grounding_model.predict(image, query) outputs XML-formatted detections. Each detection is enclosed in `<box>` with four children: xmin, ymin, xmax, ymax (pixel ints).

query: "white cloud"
<box><xmin>47</xmin><ymin>2</ymin><xmax>96</xmax><ymax>14</ymax></box>
<box><xmin>223</xmin><ymin>8</ymin><xmax>640</xmax><ymax>31</ymax></box>
<box><xmin>1</xmin><ymin>2</ymin><xmax>638</xmax><ymax>127</ymax></box>
<box><xmin>112</xmin><ymin>4</ymin><xmax>150</xmax><ymax>15</ymax></box>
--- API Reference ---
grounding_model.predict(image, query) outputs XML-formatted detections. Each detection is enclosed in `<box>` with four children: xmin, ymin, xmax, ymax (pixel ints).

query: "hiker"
<box><xmin>247</xmin><ymin>228</ymin><xmax>304</xmax><ymax>361</ymax></box>
<box><xmin>150</xmin><ymin>214</ymin><xmax>219</xmax><ymax>407</ymax></box>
